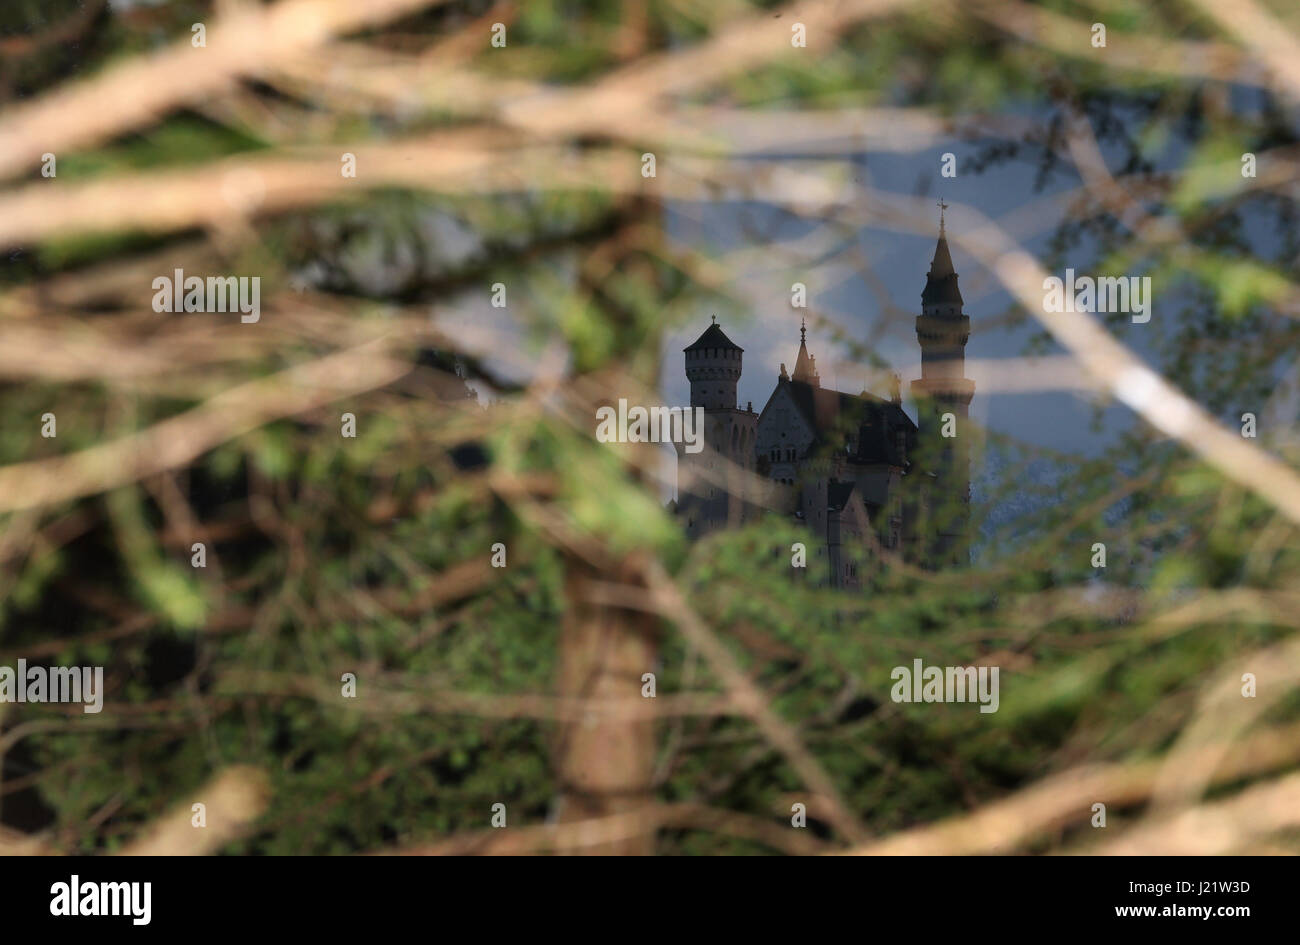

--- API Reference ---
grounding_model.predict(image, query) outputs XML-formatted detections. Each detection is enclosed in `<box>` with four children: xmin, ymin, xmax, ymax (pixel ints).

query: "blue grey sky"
<box><xmin>659</xmin><ymin>138</ymin><xmax>1136</xmax><ymax>458</ymax></box>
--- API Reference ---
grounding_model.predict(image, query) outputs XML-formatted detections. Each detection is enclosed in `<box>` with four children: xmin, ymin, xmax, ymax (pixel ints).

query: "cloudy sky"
<box><xmin>659</xmin><ymin>136</ymin><xmax>1136</xmax><ymax>460</ymax></box>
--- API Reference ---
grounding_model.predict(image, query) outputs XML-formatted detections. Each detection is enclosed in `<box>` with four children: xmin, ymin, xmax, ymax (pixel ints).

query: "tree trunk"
<box><xmin>555</xmin><ymin>556</ymin><xmax>658</xmax><ymax>855</ymax></box>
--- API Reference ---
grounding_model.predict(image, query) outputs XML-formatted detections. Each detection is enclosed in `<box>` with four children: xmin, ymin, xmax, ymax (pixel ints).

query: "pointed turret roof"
<box><xmin>791</xmin><ymin>318</ymin><xmax>820</xmax><ymax>386</ymax></box>
<box><xmin>922</xmin><ymin>205</ymin><xmax>963</xmax><ymax>307</ymax></box>
<box><xmin>684</xmin><ymin>316</ymin><xmax>743</xmax><ymax>352</ymax></box>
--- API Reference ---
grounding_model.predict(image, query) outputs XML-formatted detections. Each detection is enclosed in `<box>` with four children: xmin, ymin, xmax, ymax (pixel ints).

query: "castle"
<box><xmin>673</xmin><ymin>214</ymin><xmax>974</xmax><ymax>585</ymax></box>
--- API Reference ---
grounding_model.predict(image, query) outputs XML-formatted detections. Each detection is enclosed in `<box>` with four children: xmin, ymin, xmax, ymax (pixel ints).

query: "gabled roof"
<box><xmin>684</xmin><ymin>321</ymin><xmax>743</xmax><ymax>352</ymax></box>
<box><xmin>779</xmin><ymin>379</ymin><xmax>916</xmax><ymax>466</ymax></box>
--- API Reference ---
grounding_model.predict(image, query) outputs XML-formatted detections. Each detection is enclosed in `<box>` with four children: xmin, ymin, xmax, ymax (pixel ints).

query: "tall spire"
<box><xmin>912</xmin><ymin>210</ymin><xmax>974</xmax><ymax>567</ymax></box>
<box><xmin>792</xmin><ymin>318</ymin><xmax>819</xmax><ymax>387</ymax></box>
<box><xmin>922</xmin><ymin>207</ymin><xmax>962</xmax><ymax>307</ymax></box>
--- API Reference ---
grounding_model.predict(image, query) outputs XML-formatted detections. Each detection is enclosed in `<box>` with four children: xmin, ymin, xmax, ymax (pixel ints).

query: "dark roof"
<box><xmin>786</xmin><ymin>381</ymin><xmax>914</xmax><ymax>434</ymax></box>
<box><xmin>782</xmin><ymin>379</ymin><xmax>916</xmax><ymax>466</ymax></box>
<box><xmin>854</xmin><ymin>406</ymin><xmax>914</xmax><ymax>466</ymax></box>
<box><xmin>786</xmin><ymin>381</ymin><xmax>868</xmax><ymax>435</ymax></box>
<box><xmin>684</xmin><ymin>321</ymin><xmax>743</xmax><ymax>352</ymax></box>
<box><xmin>827</xmin><ymin>480</ymin><xmax>857</xmax><ymax>511</ymax></box>
<box><xmin>921</xmin><ymin>233</ymin><xmax>963</xmax><ymax>307</ymax></box>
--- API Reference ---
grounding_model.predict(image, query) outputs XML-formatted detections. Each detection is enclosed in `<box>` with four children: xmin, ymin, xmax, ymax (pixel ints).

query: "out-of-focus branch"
<box><xmin>1186</xmin><ymin>0</ymin><xmax>1300</xmax><ymax>105</ymax></box>
<box><xmin>640</xmin><ymin>560</ymin><xmax>871</xmax><ymax>845</ymax></box>
<box><xmin>0</xmin><ymin>0</ymin><xmax>445</xmax><ymax>181</ymax></box>
<box><xmin>118</xmin><ymin>766</ymin><xmax>269</xmax><ymax>856</ymax></box>
<box><xmin>868</xmin><ymin>192</ymin><xmax>1300</xmax><ymax>529</ymax></box>
<box><xmin>1089</xmin><ymin>772</ymin><xmax>1300</xmax><ymax>856</ymax></box>
<box><xmin>217</xmin><ymin>670</ymin><xmax>735</xmax><ymax>721</ymax></box>
<box><xmin>0</xmin><ymin>337</ymin><xmax>410</xmax><ymax>514</ymax></box>
<box><xmin>974</xmin><ymin>0</ymin><xmax>1251</xmax><ymax>82</ymax></box>
<box><xmin>0</xmin><ymin>128</ymin><xmax>527</xmax><ymax>245</ymax></box>
<box><xmin>0</xmin><ymin>824</ymin><xmax>56</xmax><ymax>856</ymax></box>
<box><xmin>1151</xmin><ymin>635</ymin><xmax>1300</xmax><ymax>811</ymax></box>
<box><xmin>370</xmin><ymin>802</ymin><xmax>829</xmax><ymax>855</ymax></box>
<box><xmin>839</xmin><ymin>722</ymin><xmax>1300</xmax><ymax>855</ymax></box>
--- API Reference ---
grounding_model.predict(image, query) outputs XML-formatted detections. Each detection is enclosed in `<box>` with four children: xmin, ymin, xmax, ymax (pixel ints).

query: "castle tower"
<box><xmin>679</xmin><ymin>317</ymin><xmax>757</xmax><ymax>537</ymax></box>
<box><xmin>685</xmin><ymin>315</ymin><xmax>742</xmax><ymax>410</ymax></box>
<box><xmin>911</xmin><ymin>204</ymin><xmax>974</xmax><ymax>565</ymax></box>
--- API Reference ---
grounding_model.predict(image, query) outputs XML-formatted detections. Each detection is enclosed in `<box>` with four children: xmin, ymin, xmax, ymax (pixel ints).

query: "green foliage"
<box><xmin>1</xmin><ymin>0</ymin><xmax>1298</xmax><ymax>857</ymax></box>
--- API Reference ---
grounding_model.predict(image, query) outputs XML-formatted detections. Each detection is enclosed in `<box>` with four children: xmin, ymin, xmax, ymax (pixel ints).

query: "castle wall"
<box><xmin>754</xmin><ymin>383</ymin><xmax>814</xmax><ymax>485</ymax></box>
<box><xmin>676</xmin><ymin>407</ymin><xmax>757</xmax><ymax>539</ymax></box>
